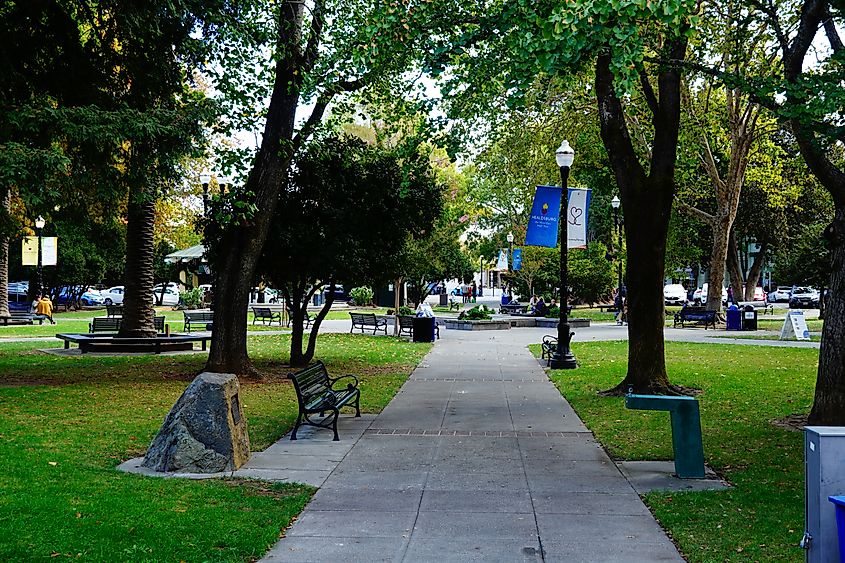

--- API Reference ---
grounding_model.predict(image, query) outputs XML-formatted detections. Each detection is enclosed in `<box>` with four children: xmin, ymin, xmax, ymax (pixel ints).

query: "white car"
<box><xmin>768</xmin><ymin>286</ymin><xmax>792</xmax><ymax>303</ymax></box>
<box><xmin>152</xmin><ymin>286</ymin><xmax>180</xmax><ymax>306</ymax></box>
<box><xmin>663</xmin><ymin>284</ymin><xmax>687</xmax><ymax>305</ymax></box>
<box><xmin>100</xmin><ymin>286</ymin><xmax>125</xmax><ymax>305</ymax></box>
<box><xmin>693</xmin><ymin>283</ymin><xmax>728</xmax><ymax>305</ymax></box>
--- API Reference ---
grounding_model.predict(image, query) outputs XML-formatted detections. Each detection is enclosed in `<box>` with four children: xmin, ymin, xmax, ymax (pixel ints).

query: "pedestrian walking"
<box><xmin>471</xmin><ymin>281</ymin><xmax>477</xmax><ymax>303</ymax></box>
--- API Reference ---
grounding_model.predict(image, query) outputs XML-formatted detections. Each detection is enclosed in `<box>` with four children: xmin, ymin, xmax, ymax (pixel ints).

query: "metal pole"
<box><xmin>614</xmin><ymin>206</ymin><xmax>622</xmax><ymax>291</ymax></box>
<box><xmin>508</xmin><ymin>242</ymin><xmax>513</xmax><ymax>301</ymax></box>
<box><xmin>36</xmin><ymin>226</ymin><xmax>43</xmax><ymax>296</ymax></box>
<box><xmin>550</xmin><ymin>166</ymin><xmax>577</xmax><ymax>369</ymax></box>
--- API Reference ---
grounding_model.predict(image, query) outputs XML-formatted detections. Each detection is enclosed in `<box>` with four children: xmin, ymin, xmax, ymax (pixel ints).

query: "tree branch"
<box><xmin>676</xmin><ymin>202</ymin><xmax>715</xmax><ymax>225</ymax></box>
<box><xmin>301</xmin><ymin>0</ymin><xmax>325</xmax><ymax>73</ymax></box>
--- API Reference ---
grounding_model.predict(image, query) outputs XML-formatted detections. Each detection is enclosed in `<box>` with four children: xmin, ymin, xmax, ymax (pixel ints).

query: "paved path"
<box><xmin>264</xmin><ymin>333</ymin><xmax>682</xmax><ymax>562</ymax></box>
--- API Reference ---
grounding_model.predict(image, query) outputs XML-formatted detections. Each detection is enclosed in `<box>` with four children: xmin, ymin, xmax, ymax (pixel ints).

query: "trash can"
<box><xmin>742</xmin><ymin>305</ymin><xmax>757</xmax><ymax>331</ymax></box>
<box><xmin>439</xmin><ymin>291</ymin><xmax>448</xmax><ymax>307</ymax></box>
<box><xmin>726</xmin><ymin>306</ymin><xmax>741</xmax><ymax>331</ymax></box>
<box><xmin>829</xmin><ymin>496</ymin><xmax>845</xmax><ymax>563</ymax></box>
<box><xmin>412</xmin><ymin>316</ymin><xmax>435</xmax><ymax>343</ymax></box>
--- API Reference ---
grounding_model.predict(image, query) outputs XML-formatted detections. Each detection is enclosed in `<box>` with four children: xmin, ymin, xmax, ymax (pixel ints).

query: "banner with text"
<box><xmin>22</xmin><ymin>237</ymin><xmax>58</xmax><ymax>266</ymax></box>
<box><xmin>512</xmin><ymin>248</ymin><xmax>522</xmax><ymax>270</ymax></box>
<box><xmin>496</xmin><ymin>249</ymin><xmax>508</xmax><ymax>271</ymax></box>
<box><xmin>525</xmin><ymin>186</ymin><xmax>591</xmax><ymax>248</ymax></box>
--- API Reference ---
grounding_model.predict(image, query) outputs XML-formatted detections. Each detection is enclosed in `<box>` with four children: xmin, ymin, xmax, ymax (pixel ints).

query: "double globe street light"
<box><xmin>549</xmin><ymin>140</ymin><xmax>577</xmax><ymax>369</ymax></box>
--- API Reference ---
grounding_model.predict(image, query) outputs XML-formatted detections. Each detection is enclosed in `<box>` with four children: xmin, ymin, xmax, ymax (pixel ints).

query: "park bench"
<box><xmin>541</xmin><ymin>335</ymin><xmax>557</xmax><ymax>366</ymax></box>
<box><xmin>183</xmin><ymin>310</ymin><xmax>214</xmax><ymax>332</ymax></box>
<box><xmin>625</xmin><ymin>388</ymin><xmax>705</xmax><ymax>479</ymax></box>
<box><xmin>252</xmin><ymin>306</ymin><xmax>283</xmax><ymax>326</ymax></box>
<box><xmin>350</xmin><ymin>312</ymin><xmax>388</xmax><ymax>335</ymax></box>
<box><xmin>448</xmin><ymin>298</ymin><xmax>460</xmax><ymax>312</ymax></box>
<box><xmin>287</xmin><ymin>360</ymin><xmax>361</xmax><ymax>441</ymax></box>
<box><xmin>499</xmin><ymin>302</ymin><xmax>528</xmax><ymax>315</ymax></box>
<box><xmin>673</xmin><ymin>305</ymin><xmax>717</xmax><ymax>329</ymax></box>
<box><xmin>89</xmin><ymin>316</ymin><xmax>166</xmax><ymax>333</ymax></box>
<box><xmin>397</xmin><ymin>315</ymin><xmax>440</xmax><ymax>340</ymax></box>
<box><xmin>0</xmin><ymin>311</ymin><xmax>37</xmax><ymax>325</ymax></box>
<box><xmin>105</xmin><ymin>304</ymin><xmax>123</xmax><ymax>317</ymax></box>
<box><xmin>286</xmin><ymin>308</ymin><xmax>314</xmax><ymax>329</ymax></box>
<box><xmin>56</xmin><ymin>333</ymin><xmax>211</xmax><ymax>353</ymax></box>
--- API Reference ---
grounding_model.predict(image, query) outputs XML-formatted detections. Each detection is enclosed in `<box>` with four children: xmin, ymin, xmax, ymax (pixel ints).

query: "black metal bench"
<box><xmin>500</xmin><ymin>302</ymin><xmax>528</xmax><ymax>315</ymax></box>
<box><xmin>398</xmin><ymin>315</ymin><xmax>440</xmax><ymax>339</ymax></box>
<box><xmin>183</xmin><ymin>310</ymin><xmax>214</xmax><ymax>332</ymax></box>
<box><xmin>673</xmin><ymin>306</ymin><xmax>717</xmax><ymax>329</ymax></box>
<box><xmin>89</xmin><ymin>316</ymin><xmax>166</xmax><ymax>333</ymax></box>
<box><xmin>0</xmin><ymin>311</ymin><xmax>38</xmax><ymax>325</ymax></box>
<box><xmin>105</xmin><ymin>304</ymin><xmax>123</xmax><ymax>317</ymax></box>
<box><xmin>350</xmin><ymin>312</ymin><xmax>388</xmax><ymax>335</ymax></box>
<box><xmin>288</xmin><ymin>361</ymin><xmax>361</xmax><ymax>441</ymax></box>
<box><xmin>448</xmin><ymin>299</ymin><xmax>460</xmax><ymax>312</ymax></box>
<box><xmin>541</xmin><ymin>335</ymin><xmax>557</xmax><ymax>366</ymax></box>
<box><xmin>252</xmin><ymin>306</ymin><xmax>283</xmax><ymax>326</ymax></box>
<box><xmin>286</xmin><ymin>309</ymin><xmax>314</xmax><ymax>329</ymax></box>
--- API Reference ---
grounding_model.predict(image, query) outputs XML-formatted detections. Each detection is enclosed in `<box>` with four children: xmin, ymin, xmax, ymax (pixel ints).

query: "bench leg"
<box><xmin>202</xmin><ymin>339</ymin><xmax>207</xmax><ymax>351</ymax></box>
<box><xmin>290</xmin><ymin>413</ymin><xmax>302</xmax><ymax>440</ymax></box>
<box><xmin>354</xmin><ymin>393</ymin><xmax>361</xmax><ymax>417</ymax></box>
<box><xmin>65</xmin><ymin>341</ymin><xmax>70</xmax><ymax>349</ymax></box>
<box><xmin>331</xmin><ymin>409</ymin><xmax>340</xmax><ymax>441</ymax></box>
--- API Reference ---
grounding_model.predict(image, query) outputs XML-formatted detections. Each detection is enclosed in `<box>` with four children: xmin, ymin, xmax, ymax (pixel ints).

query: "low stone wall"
<box><xmin>443</xmin><ymin>319</ymin><xmax>512</xmax><ymax>331</ymax></box>
<box><xmin>443</xmin><ymin>317</ymin><xmax>592</xmax><ymax>330</ymax></box>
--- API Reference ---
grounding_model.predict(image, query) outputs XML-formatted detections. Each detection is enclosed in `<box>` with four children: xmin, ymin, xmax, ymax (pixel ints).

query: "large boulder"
<box><xmin>142</xmin><ymin>372</ymin><xmax>250</xmax><ymax>473</ymax></box>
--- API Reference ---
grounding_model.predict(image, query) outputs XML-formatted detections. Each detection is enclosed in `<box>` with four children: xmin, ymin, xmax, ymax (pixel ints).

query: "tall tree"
<box><xmin>261</xmin><ymin>135</ymin><xmax>440</xmax><ymax>367</ymax></box>
<box><xmin>758</xmin><ymin>0</ymin><xmax>845</xmax><ymax>424</ymax></box>
<box><xmin>202</xmin><ymin>0</ymin><xmax>438</xmax><ymax>375</ymax></box>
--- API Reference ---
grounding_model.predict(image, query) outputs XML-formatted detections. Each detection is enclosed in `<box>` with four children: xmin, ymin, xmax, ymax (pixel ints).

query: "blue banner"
<box><xmin>525</xmin><ymin>185</ymin><xmax>562</xmax><ymax>247</ymax></box>
<box><xmin>512</xmin><ymin>248</ymin><xmax>522</xmax><ymax>270</ymax></box>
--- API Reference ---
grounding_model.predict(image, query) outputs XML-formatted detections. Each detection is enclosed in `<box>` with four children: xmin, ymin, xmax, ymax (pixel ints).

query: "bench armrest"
<box><xmin>329</xmin><ymin>374</ymin><xmax>359</xmax><ymax>391</ymax></box>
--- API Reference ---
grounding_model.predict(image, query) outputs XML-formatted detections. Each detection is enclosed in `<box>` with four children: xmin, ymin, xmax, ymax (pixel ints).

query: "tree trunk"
<box><xmin>205</xmin><ymin>1</ymin><xmax>306</xmax><ymax>375</ymax></box>
<box><xmin>705</xmin><ymin>217</ymin><xmax>730</xmax><ymax>311</ymax></box>
<box><xmin>393</xmin><ymin>277</ymin><xmax>401</xmax><ymax>336</ymax></box>
<box><xmin>286</xmin><ymin>280</ymin><xmax>335</xmax><ymax>367</ymax></box>
<box><xmin>726</xmin><ymin>230</ymin><xmax>744</xmax><ymax>299</ymax></box>
<box><xmin>302</xmin><ymin>290</ymin><xmax>335</xmax><ymax>365</ymax></box>
<box><xmin>594</xmin><ymin>39</ymin><xmax>687</xmax><ymax>395</ymax></box>
<box><xmin>810</xmin><ymin>208</ymin><xmax>845</xmax><ymax>424</ymax></box>
<box><xmin>0</xmin><ymin>188</ymin><xmax>10</xmax><ymax>319</ymax></box>
<box><xmin>744</xmin><ymin>241</ymin><xmax>768</xmax><ymax>301</ymax></box>
<box><xmin>119</xmin><ymin>183</ymin><xmax>156</xmax><ymax>338</ymax></box>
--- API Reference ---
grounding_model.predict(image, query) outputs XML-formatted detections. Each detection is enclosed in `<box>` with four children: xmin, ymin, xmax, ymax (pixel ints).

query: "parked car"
<box><xmin>752</xmin><ymin>286</ymin><xmax>767</xmax><ymax>302</ymax></box>
<box><xmin>7</xmin><ymin>288</ymin><xmax>30</xmax><ymax>312</ymax></box>
<box><xmin>152</xmin><ymin>287</ymin><xmax>180</xmax><ymax>307</ymax></box>
<box><xmin>768</xmin><ymin>286</ymin><xmax>793</xmax><ymax>303</ymax></box>
<box><xmin>789</xmin><ymin>287</ymin><xmax>819</xmax><ymax>308</ymax></box>
<box><xmin>80</xmin><ymin>291</ymin><xmax>104</xmax><ymax>306</ymax></box>
<box><xmin>100</xmin><ymin>286</ymin><xmax>125</xmax><ymax>305</ymax></box>
<box><xmin>663</xmin><ymin>284</ymin><xmax>687</xmax><ymax>305</ymax></box>
<box><xmin>693</xmin><ymin>283</ymin><xmax>728</xmax><ymax>305</ymax></box>
<box><xmin>323</xmin><ymin>284</ymin><xmax>349</xmax><ymax>301</ymax></box>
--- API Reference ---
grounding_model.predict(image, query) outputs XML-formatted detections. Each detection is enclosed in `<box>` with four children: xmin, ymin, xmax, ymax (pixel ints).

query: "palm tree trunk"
<box><xmin>119</xmin><ymin>183</ymin><xmax>156</xmax><ymax>338</ymax></box>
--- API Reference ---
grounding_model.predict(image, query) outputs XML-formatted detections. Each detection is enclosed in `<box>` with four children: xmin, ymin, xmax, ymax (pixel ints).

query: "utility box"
<box><xmin>804</xmin><ymin>427</ymin><xmax>845</xmax><ymax>562</ymax></box>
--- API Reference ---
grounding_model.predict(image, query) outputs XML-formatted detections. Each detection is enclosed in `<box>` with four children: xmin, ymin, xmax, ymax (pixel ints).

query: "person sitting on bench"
<box><xmin>532</xmin><ymin>295</ymin><xmax>548</xmax><ymax>317</ymax></box>
<box><xmin>34</xmin><ymin>294</ymin><xmax>56</xmax><ymax>325</ymax></box>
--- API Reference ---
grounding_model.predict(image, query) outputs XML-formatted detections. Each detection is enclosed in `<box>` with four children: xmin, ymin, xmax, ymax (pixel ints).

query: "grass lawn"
<box><xmin>543</xmin><ymin>341</ymin><xmax>814</xmax><ymax>562</ymax></box>
<box><xmin>0</xmin><ymin>333</ymin><xmax>430</xmax><ymax>561</ymax></box>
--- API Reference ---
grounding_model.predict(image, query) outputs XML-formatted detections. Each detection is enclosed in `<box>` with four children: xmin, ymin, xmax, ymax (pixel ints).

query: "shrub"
<box><xmin>398</xmin><ymin>306</ymin><xmax>415</xmax><ymax>316</ymax></box>
<box><xmin>180</xmin><ymin>287</ymin><xmax>203</xmax><ymax>309</ymax></box>
<box><xmin>459</xmin><ymin>304</ymin><xmax>493</xmax><ymax>320</ymax></box>
<box><xmin>349</xmin><ymin>286</ymin><xmax>374</xmax><ymax>306</ymax></box>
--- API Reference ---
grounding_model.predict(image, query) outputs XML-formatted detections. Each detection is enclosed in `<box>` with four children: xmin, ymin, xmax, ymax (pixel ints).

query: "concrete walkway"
<box><xmin>264</xmin><ymin>333</ymin><xmax>682</xmax><ymax>562</ymax></box>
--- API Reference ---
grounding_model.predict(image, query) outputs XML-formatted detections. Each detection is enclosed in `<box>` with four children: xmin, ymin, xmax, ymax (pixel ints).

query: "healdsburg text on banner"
<box><xmin>525</xmin><ymin>185</ymin><xmax>591</xmax><ymax>249</ymax></box>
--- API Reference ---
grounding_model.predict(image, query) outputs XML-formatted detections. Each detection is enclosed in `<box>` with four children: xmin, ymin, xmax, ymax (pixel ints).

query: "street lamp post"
<box><xmin>611</xmin><ymin>196</ymin><xmax>623</xmax><ymax>293</ymax></box>
<box><xmin>479</xmin><ymin>255</ymin><xmax>484</xmax><ymax>297</ymax></box>
<box><xmin>199</xmin><ymin>173</ymin><xmax>212</xmax><ymax>216</ymax></box>
<box><xmin>550</xmin><ymin>141</ymin><xmax>577</xmax><ymax>369</ymax></box>
<box><xmin>34</xmin><ymin>216</ymin><xmax>45</xmax><ymax>296</ymax></box>
<box><xmin>506</xmin><ymin>232</ymin><xmax>514</xmax><ymax>301</ymax></box>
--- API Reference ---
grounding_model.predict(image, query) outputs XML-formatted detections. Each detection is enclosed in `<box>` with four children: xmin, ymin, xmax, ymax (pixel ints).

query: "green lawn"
<box><xmin>544</xmin><ymin>341</ymin><xmax>814</xmax><ymax>562</ymax></box>
<box><xmin>0</xmin><ymin>334</ymin><xmax>430</xmax><ymax>561</ymax></box>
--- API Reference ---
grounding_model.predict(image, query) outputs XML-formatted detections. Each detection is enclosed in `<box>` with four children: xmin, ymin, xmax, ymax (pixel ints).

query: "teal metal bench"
<box><xmin>625</xmin><ymin>388</ymin><xmax>705</xmax><ymax>479</ymax></box>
